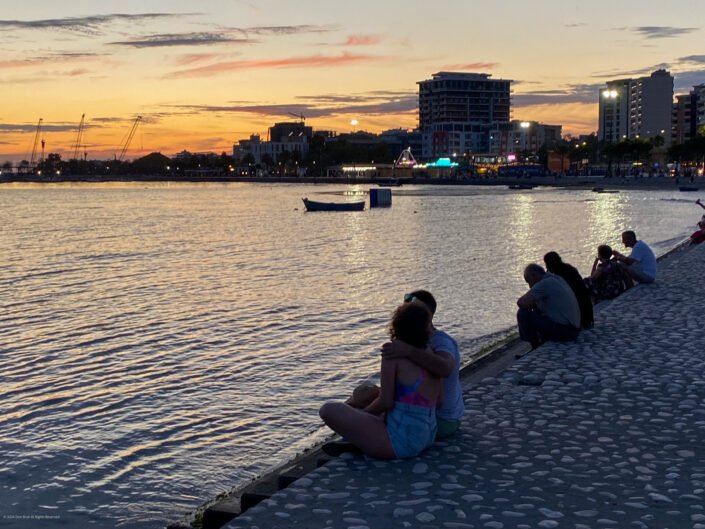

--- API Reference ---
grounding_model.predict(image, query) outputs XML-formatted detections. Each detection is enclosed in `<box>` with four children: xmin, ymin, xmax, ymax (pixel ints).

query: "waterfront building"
<box><xmin>598</xmin><ymin>69</ymin><xmax>673</xmax><ymax>144</ymax></box>
<box><xmin>269</xmin><ymin>122</ymin><xmax>313</xmax><ymax>143</ymax></box>
<box><xmin>491</xmin><ymin>120</ymin><xmax>562</xmax><ymax>156</ymax></box>
<box><xmin>672</xmin><ymin>84</ymin><xmax>705</xmax><ymax>144</ymax></box>
<box><xmin>378</xmin><ymin>128</ymin><xmax>423</xmax><ymax>158</ymax></box>
<box><xmin>418</xmin><ymin>71</ymin><xmax>512</xmax><ymax>159</ymax></box>
<box><xmin>233</xmin><ymin>130</ymin><xmax>309</xmax><ymax>165</ymax></box>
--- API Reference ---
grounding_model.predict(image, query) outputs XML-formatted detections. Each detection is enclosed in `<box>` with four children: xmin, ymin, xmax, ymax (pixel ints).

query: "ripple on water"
<box><xmin>0</xmin><ymin>183</ymin><xmax>695</xmax><ymax>528</ymax></box>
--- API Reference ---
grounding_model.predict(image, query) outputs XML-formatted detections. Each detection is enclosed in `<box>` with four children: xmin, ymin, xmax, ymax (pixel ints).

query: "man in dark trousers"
<box><xmin>543</xmin><ymin>251</ymin><xmax>594</xmax><ymax>328</ymax></box>
<box><xmin>517</xmin><ymin>263</ymin><xmax>581</xmax><ymax>349</ymax></box>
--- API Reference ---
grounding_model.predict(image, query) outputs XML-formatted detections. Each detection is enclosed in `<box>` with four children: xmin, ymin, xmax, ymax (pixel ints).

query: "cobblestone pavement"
<box><xmin>224</xmin><ymin>244</ymin><xmax>705</xmax><ymax>529</ymax></box>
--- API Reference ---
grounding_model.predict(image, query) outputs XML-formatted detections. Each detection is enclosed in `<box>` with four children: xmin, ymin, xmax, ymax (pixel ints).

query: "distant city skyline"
<box><xmin>1</xmin><ymin>0</ymin><xmax>705</xmax><ymax>162</ymax></box>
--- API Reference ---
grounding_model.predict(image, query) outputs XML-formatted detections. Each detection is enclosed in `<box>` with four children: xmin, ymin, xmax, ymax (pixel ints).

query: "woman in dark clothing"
<box><xmin>543</xmin><ymin>251</ymin><xmax>594</xmax><ymax>329</ymax></box>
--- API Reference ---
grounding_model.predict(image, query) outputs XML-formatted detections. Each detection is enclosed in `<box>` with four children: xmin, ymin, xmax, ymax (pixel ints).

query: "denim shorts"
<box><xmin>386</xmin><ymin>402</ymin><xmax>437</xmax><ymax>458</ymax></box>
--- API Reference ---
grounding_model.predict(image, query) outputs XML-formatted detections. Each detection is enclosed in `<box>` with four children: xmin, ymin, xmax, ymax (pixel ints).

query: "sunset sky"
<box><xmin>1</xmin><ymin>0</ymin><xmax>704</xmax><ymax>163</ymax></box>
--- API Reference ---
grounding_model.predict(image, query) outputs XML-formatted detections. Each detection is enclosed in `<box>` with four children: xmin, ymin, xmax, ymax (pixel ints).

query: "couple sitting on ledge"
<box><xmin>319</xmin><ymin>290</ymin><xmax>463</xmax><ymax>459</ymax></box>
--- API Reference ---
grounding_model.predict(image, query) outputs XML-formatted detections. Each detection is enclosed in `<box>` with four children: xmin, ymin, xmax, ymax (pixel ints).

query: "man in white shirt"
<box><xmin>612</xmin><ymin>230</ymin><xmax>656</xmax><ymax>284</ymax></box>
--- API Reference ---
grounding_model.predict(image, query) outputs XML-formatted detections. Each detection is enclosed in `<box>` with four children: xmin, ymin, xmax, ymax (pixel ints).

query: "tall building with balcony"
<box><xmin>598</xmin><ymin>69</ymin><xmax>673</xmax><ymax>144</ymax></box>
<box><xmin>672</xmin><ymin>84</ymin><xmax>705</xmax><ymax>144</ymax></box>
<box><xmin>418</xmin><ymin>72</ymin><xmax>512</xmax><ymax>159</ymax></box>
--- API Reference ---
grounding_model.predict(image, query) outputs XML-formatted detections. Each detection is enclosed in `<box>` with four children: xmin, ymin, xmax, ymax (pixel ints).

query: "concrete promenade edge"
<box><xmin>219</xmin><ymin>243</ymin><xmax>705</xmax><ymax>529</ymax></box>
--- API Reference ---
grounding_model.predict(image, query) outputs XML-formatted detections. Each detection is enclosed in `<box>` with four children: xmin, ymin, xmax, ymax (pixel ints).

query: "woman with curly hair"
<box><xmin>319</xmin><ymin>301</ymin><xmax>441</xmax><ymax>459</ymax></box>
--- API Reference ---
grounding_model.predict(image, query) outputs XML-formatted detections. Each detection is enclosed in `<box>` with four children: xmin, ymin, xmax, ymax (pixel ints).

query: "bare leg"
<box><xmin>319</xmin><ymin>402</ymin><xmax>395</xmax><ymax>459</ymax></box>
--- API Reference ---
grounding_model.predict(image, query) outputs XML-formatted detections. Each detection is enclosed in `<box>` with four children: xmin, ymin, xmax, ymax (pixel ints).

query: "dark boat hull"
<box><xmin>302</xmin><ymin>198</ymin><xmax>365</xmax><ymax>211</ymax></box>
<box><xmin>679</xmin><ymin>187</ymin><xmax>699</xmax><ymax>192</ymax></box>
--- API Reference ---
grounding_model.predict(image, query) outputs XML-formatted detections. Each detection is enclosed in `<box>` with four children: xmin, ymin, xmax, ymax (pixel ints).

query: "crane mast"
<box><xmin>118</xmin><ymin>116</ymin><xmax>142</xmax><ymax>162</ymax></box>
<box><xmin>29</xmin><ymin>118</ymin><xmax>43</xmax><ymax>168</ymax></box>
<box><xmin>73</xmin><ymin>114</ymin><xmax>86</xmax><ymax>161</ymax></box>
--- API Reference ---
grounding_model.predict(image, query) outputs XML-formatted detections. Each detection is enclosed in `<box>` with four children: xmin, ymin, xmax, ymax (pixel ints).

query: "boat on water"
<box><xmin>592</xmin><ymin>187</ymin><xmax>619</xmax><ymax>194</ymax></box>
<box><xmin>508</xmin><ymin>184</ymin><xmax>535</xmax><ymax>190</ymax></box>
<box><xmin>679</xmin><ymin>186</ymin><xmax>699</xmax><ymax>192</ymax></box>
<box><xmin>302</xmin><ymin>197</ymin><xmax>365</xmax><ymax>212</ymax></box>
<box><xmin>377</xmin><ymin>178</ymin><xmax>403</xmax><ymax>187</ymax></box>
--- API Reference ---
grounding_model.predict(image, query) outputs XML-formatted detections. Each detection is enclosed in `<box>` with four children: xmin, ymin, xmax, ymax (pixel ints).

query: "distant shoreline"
<box><xmin>1</xmin><ymin>174</ymin><xmax>702</xmax><ymax>191</ymax></box>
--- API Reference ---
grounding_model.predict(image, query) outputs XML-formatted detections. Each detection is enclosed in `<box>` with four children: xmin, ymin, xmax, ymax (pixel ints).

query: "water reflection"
<box><xmin>587</xmin><ymin>194</ymin><xmax>629</xmax><ymax>255</ymax></box>
<box><xmin>0</xmin><ymin>183</ymin><xmax>696</xmax><ymax>529</ymax></box>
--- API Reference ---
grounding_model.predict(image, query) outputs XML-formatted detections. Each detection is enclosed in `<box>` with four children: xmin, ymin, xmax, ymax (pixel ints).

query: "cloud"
<box><xmin>513</xmin><ymin>83</ymin><xmax>603</xmax><ymax>106</ymax></box>
<box><xmin>627</xmin><ymin>26</ymin><xmax>698</xmax><ymax>39</ymax></box>
<box><xmin>438</xmin><ymin>63</ymin><xmax>499</xmax><ymax>71</ymax></box>
<box><xmin>109</xmin><ymin>32</ymin><xmax>255</xmax><ymax>48</ymax></box>
<box><xmin>344</xmin><ymin>35</ymin><xmax>381</xmax><ymax>46</ymax></box>
<box><xmin>168</xmin><ymin>90</ymin><xmax>418</xmax><ymax>119</ymax></box>
<box><xmin>242</xmin><ymin>25</ymin><xmax>333</xmax><ymax>36</ymax></box>
<box><xmin>0</xmin><ymin>123</ymin><xmax>81</xmax><ymax>133</ymax></box>
<box><xmin>167</xmin><ymin>52</ymin><xmax>386</xmax><ymax>78</ymax></box>
<box><xmin>0</xmin><ymin>13</ymin><xmax>193</xmax><ymax>35</ymax></box>
<box><xmin>679</xmin><ymin>55</ymin><xmax>705</xmax><ymax>65</ymax></box>
<box><xmin>174</xmin><ymin>53</ymin><xmax>220</xmax><ymax>66</ymax></box>
<box><xmin>565</xmin><ymin>23</ymin><xmax>586</xmax><ymax>28</ymax></box>
<box><xmin>0</xmin><ymin>52</ymin><xmax>101</xmax><ymax>70</ymax></box>
<box><xmin>296</xmin><ymin>91</ymin><xmax>413</xmax><ymax>104</ymax></box>
<box><xmin>673</xmin><ymin>68</ymin><xmax>705</xmax><ymax>92</ymax></box>
<box><xmin>590</xmin><ymin>63</ymin><xmax>670</xmax><ymax>79</ymax></box>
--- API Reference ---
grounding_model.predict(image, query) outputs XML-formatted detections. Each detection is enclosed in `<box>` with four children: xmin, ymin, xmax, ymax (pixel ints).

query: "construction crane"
<box><xmin>73</xmin><ymin>114</ymin><xmax>86</xmax><ymax>161</ymax></box>
<box><xmin>29</xmin><ymin>118</ymin><xmax>43</xmax><ymax>168</ymax></box>
<box><xmin>287</xmin><ymin>112</ymin><xmax>306</xmax><ymax>123</ymax></box>
<box><xmin>117</xmin><ymin>115</ymin><xmax>142</xmax><ymax>162</ymax></box>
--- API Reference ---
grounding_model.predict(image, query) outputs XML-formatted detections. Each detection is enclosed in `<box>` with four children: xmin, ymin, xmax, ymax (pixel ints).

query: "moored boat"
<box><xmin>508</xmin><ymin>184</ymin><xmax>535</xmax><ymax>190</ymax></box>
<box><xmin>302</xmin><ymin>197</ymin><xmax>365</xmax><ymax>212</ymax></box>
<box><xmin>377</xmin><ymin>178</ymin><xmax>403</xmax><ymax>187</ymax></box>
<box><xmin>679</xmin><ymin>186</ymin><xmax>699</xmax><ymax>192</ymax></box>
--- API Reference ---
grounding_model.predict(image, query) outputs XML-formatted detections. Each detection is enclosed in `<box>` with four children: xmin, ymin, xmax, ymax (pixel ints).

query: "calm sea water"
<box><xmin>0</xmin><ymin>182</ymin><xmax>699</xmax><ymax>528</ymax></box>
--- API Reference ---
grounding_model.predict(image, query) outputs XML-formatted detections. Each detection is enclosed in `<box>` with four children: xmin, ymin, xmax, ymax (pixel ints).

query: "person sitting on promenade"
<box><xmin>517</xmin><ymin>263</ymin><xmax>581</xmax><ymax>350</ymax></box>
<box><xmin>380</xmin><ymin>290</ymin><xmax>463</xmax><ymax>439</ymax></box>
<box><xmin>690</xmin><ymin>217</ymin><xmax>705</xmax><ymax>245</ymax></box>
<box><xmin>612</xmin><ymin>230</ymin><xmax>657</xmax><ymax>284</ymax></box>
<box><xmin>319</xmin><ymin>301</ymin><xmax>441</xmax><ymax>459</ymax></box>
<box><xmin>587</xmin><ymin>244</ymin><xmax>634</xmax><ymax>302</ymax></box>
<box><xmin>543</xmin><ymin>251</ymin><xmax>594</xmax><ymax>329</ymax></box>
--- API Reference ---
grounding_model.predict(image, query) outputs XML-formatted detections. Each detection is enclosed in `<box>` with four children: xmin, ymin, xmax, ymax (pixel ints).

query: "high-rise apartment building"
<box><xmin>672</xmin><ymin>84</ymin><xmax>705</xmax><ymax>144</ymax></box>
<box><xmin>418</xmin><ymin>72</ymin><xmax>512</xmax><ymax>158</ymax></box>
<box><xmin>598</xmin><ymin>69</ymin><xmax>673</xmax><ymax>144</ymax></box>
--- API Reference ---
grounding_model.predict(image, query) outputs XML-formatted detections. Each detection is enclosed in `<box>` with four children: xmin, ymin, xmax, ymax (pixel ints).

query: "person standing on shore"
<box><xmin>516</xmin><ymin>264</ymin><xmax>581</xmax><ymax>349</ymax></box>
<box><xmin>381</xmin><ymin>290</ymin><xmax>464</xmax><ymax>439</ymax></box>
<box><xmin>612</xmin><ymin>230</ymin><xmax>657</xmax><ymax>284</ymax></box>
<box><xmin>543</xmin><ymin>251</ymin><xmax>594</xmax><ymax>329</ymax></box>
